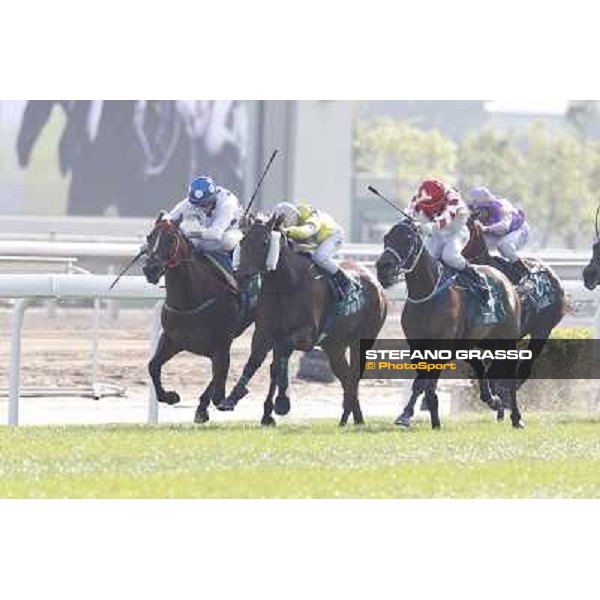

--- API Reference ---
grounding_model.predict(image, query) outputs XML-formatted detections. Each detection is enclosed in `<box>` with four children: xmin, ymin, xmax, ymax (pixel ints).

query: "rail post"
<box><xmin>8</xmin><ymin>298</ymin><xmax>31</xmax><ymax>426</ymax></box>
<box><xmin>147</xmin><ymin>301</ymin><xmax>163</xmax><ymax>424</ymax></box>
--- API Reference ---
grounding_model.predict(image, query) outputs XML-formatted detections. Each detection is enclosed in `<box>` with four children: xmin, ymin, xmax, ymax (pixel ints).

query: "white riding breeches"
<box><xmin>484</xmin><ymin>224</ymin><xmax>529</xmax><ymax>263</ymax></box>
<box><xmin>312</xmin><ymin>227</ymin><xmax>344</xmax><ymax>274</ymax></box>
<box><xmin>424</xmin><ymin>225</ymin><xmax>469</xmax><ymax>271</ymax></box>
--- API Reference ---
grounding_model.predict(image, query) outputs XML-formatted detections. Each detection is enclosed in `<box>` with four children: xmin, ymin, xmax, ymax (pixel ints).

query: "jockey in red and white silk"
<box><xmin>408</xmin><ymin>179</ymin><xmax>489</xmax><ymax>301</ymax></box>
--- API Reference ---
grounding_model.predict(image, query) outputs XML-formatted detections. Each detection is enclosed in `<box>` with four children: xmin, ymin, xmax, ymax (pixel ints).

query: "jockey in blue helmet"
<box><xmin>168</xmin><ymin>176</ymin><xmax>243</xmax><ymax>254</ymax></box>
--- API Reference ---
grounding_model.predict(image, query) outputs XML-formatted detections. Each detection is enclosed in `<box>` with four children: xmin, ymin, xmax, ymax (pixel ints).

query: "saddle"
<box><xmin>195</xmin><ymin>249</ymin><xmax>239</xmax><ymax>292</ymax></box>
<box><xmin>433</xmin><ymin>265</ymin><xmax>506</xmax><ymax>326</ymax></box>
<box><xmin>489</xmin><ymin>256</ymin><xmax>529</xmax><ymax>285</ymax></box>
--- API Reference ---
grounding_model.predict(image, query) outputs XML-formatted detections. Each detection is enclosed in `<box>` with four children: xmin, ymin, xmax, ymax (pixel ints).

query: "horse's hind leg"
<box><xmin>220</xmin><ymin>329</ymin><xmax>272</xmax><ymax>411</ymax></box>
<box><xmin>148</xmin><ymin>333</ymin><xmax>182</xmax><ymax>406</ymax></box>
<box><xmin>517</xmin><ymin>330</ymin><xmax>550</xmax><ymax>388</ymax></box>
<box><xmin>194</xmin><ymin>378</ymin><xmax>214</xmax><ymax>421</ymax></box>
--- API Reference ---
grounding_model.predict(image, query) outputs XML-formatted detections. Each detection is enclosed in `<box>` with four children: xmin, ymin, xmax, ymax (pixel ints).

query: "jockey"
<box><xmin>468</xmin><ymin>186</ymin><xmax>530</xmax><ymax>280</ymax></box>
<box><xmin>167</xmin><ymin>176</ymin><xmax>242</xmax><ymax>256</ymax></box>
<box><xmin>408</xmin><ymin>179</ymin><xmax>490</xmax><ymax>301</ymax></box>
<box><xmin>273</xmin><ymin>201</ymin><xmax>354</xmax><ymax>301</ymax></box>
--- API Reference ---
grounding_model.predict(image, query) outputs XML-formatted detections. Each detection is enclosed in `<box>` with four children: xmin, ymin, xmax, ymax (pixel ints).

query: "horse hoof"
<box><xmin>274</xmin><ymin>394</ymin><xmax>291</xmax><ymax>416</ymax></box>
<box><xmin>395</xmin><ymin>415</ymin><xmax>411</xmax><ymax>428</ymax></box>
<box><xmin>512</xmin><ymin>419</ymin><xmax>526</xmax><ymax>429</ymax></box>
<box><xmin>261</xmin><ymin>415</ymin><xmax>276</xmax><ymax>427</ymax></box>
<box><xmin>354</xmin><ymin>418</ymin><xmax>365</xmax><ymax>426</ymax></box>
<box><xmin>194</xmin><ymin>408</ymin><xmax>209</xmax><ymax>424</ymax></box>
<box><xmin>486</xmin><ymin>394</ymin><xmax>502</xmax><ymax>411</ymax></box>
<box><xmin>338</xmin><ymin>418</ymin><xmax>348</xmax><ymax>427</ymax></box>
<box><xmin>432</xmin><ymin>423</ymin><xmax>441</xmax><ymax>430</ymax></box>
<box><xmin>216</xmin><ymin>397</ymin><xmax>236</xmax><ymax>412</ymax></box>
<box><xmin>159</xmin><ymin>391</ymin><xmax>180</xmax><ymax>406</ymax></box>
<box><xmin>496</xmin><ymin>410</ymin><xmax>505</xmax><ymax>423</ymax></box>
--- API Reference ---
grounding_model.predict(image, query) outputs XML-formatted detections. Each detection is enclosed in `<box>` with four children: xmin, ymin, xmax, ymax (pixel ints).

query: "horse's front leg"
<box><xmin>465</xmin><ymin>358</ymin><xmax>502</xmax><ymax>411</ymax></box>
<box><xmin>260</xmin><ymin>360</ymin><xmax>279</xmax><ymax>427</ymax></box>
<box><xmin>196</xmin><ymin>344</ymin><xmax>230</xmax><ymax>423</ymax></box>
<box><xmin>218</xmin><ymin>329</ymin><xmax>272</xmax><ymax>411</ymax></box>
<box><xmin>395</xmin><ymin>373</ymin><xmax>428</xmax><ymax>428</ymax></box>
<box><xmin>148</xmin><ymin>333</ymin><xmax>182</xmax><ymax>406</ymax></box>
<box><xmin>273</xmin><ymin>341</ymin><xmax>294</xmax><ymax>416</ymax></box>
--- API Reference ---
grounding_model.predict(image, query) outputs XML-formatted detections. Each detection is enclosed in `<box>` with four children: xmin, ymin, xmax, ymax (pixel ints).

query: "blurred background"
<box><xmin>1</xmin><ymin>100</ymin><xmax>598</xmax><ymax>248</ymax></box>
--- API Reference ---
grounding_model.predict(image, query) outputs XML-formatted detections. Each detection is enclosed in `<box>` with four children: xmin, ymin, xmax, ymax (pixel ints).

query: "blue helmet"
<box><xmin>188</xmin><ymin>176</ymin><xmax>217</xmax><ymax>205</ymax></box>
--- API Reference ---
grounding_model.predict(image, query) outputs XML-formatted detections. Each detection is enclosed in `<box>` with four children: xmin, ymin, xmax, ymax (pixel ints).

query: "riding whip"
<box><xmin>367</xmin><ymin>185</ymin><xmax>414</xmax><ymax>221</ymax></box>
<box><xmin>109</xmin><ymin>247</ymin><xmax>147</xmax><ymax>290</ymax></box>
<box><xmin>243</xmin><ymin>149</ymin><xmax>279</xmax><ymax>218</ymax></box>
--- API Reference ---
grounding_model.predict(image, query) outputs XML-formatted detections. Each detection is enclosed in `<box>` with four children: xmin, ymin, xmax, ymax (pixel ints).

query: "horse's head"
<box><xmin>583</xmin><ymin>206</ymin><xmax>600</xmax><ymax>290</ymax></box>
<box><xmin>463</xmin><ymin>211</ymin><xmax>489</xmax><ymax>262</ymax></box>
<box><xmin>376</xmin><ymin>218</ymin><xmax>423</xmax><ymax>289</ymax></box>
<box><xmin>142</xmin><ymin>211</ymin><xmax>187</xmax><ymax>284</ymax></box>
<box><xmin>234</xmin><ymin>212</ymin><xmax>285</xmax><ymax>280</ymax></box>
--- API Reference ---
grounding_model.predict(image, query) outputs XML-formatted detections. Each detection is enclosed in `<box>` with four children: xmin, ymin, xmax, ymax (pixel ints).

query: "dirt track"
<box><xmin>2</xmin><ymin>306</ymin><xmax>598</xmax><ymax>425</ymax></box>
<box><xmin>0</xmin><ymin>306</ymin><xmax>410</xmax><ymax>423</ymax></box>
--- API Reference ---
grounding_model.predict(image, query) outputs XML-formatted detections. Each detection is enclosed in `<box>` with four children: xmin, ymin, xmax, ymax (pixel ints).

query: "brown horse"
<box><xmin>463</xmin><ymin>213</ymin><xmax>566</xmax><ymax>390</ymax></box>
<box><xmin>218</xmin><ymin>214</ymin><xmax>388</xmax><ymax>426</ymax></box>
<box><xmin>376</xmin><ymin>218</ymin><xmax>524</xmax><ymax>429</ymax></box>
<box><xmin>143</xmin><ymin>213</ymin><xmax>259</xmax><ymax>423</ymax></box>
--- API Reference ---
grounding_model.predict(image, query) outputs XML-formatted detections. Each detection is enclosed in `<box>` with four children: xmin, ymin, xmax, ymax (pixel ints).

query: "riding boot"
<box><xmin>460</xmin><ymin>264</ymin><xmax>490</xmax><ymax>303</ymax></box>
<box><xmin>510</xmin><ymin>258</ymin><xmax>529</xmax><ymax>282</ymax></box>
<box><xmin>332</xmin><ymin>269</ymin><xmax>354</xmax><ymax>301</ymax></box>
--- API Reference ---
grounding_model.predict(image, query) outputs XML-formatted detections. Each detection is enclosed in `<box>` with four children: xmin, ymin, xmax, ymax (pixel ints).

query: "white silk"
<box><xmin>266</xmin><ymin>231</ymin><xmax>281</xmax><ymax>271</ymax></box>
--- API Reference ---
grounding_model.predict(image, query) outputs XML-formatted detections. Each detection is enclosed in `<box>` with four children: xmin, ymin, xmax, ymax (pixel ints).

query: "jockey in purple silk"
<box><xmin>468</xmin><ymin>186</ymin><xmax>530</xmax><ymax>281</ymax></box>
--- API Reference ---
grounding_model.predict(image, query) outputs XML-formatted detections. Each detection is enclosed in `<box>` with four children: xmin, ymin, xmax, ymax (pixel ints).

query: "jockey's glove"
<box><xmin>418</xmin><ymin>221</ymin><xmax>435</xmax><ymax>236</ymax></box>
<box><xmin>188</xmin><ymin>227</ymin><xmax>207</xmax><ymax>239</ymax></box>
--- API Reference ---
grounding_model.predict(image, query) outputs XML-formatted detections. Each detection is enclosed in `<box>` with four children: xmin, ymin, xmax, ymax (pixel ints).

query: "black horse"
<box><xmin>583</xmin><ymin>207</ymin><xmax>600</xmax><ymax>290</ymax></box>
<box><xmin>376</xmin><ymin>218</ymin><xmax>525</xmax><ymax>429</ymax></box>
<box><xmin>219</xmin><ymin>214</ymin><xmax>388</xmax><ymax>426</ymax></box>
<box><xmin>143</xmin><ymin>213</ymin><xmax>259</xmax><ymax>423</ymax></box>
<box><xmin>463</xmin><ymin>213</ymin><xmax>567</xmax><ymax>391</ymax></box>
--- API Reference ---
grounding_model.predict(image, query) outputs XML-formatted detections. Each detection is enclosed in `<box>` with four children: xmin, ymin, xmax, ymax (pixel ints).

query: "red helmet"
<box><xmin>413</xmin><ymin>179</ymin><xmax>447</xmax><ymax>217</ymax></box>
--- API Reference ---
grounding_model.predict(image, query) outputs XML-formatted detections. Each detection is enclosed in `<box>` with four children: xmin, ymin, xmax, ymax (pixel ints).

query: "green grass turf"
<box><xmin>0</xmin><ymin>414</ymin><xmax>599</xmax><ymax>498</ymax></box>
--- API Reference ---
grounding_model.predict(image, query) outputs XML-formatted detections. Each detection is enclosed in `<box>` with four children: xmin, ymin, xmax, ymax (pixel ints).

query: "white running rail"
<box><xmin>0</xmin><ymin>274</ymin><xmax>164</xmax><ymax>426</ymax></box>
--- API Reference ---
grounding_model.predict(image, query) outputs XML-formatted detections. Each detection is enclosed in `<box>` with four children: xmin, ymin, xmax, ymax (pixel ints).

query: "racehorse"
<box><xmin>142</xmin><ymin>213</ymin><xmax>259</xmax><ymax>423</ymax></box>
<box><xmin>375</xmin><ymin>218</ymin><xmax>525</xmax><ymax>429</ymax></box>
<box><xmin>218</xmin><ymin>214</ymin><xmax>388</xmax><ymax>426</ymax></box>
<box><xmin>582</xmin><ymin>207</ymin><xmax>600</xmax><ymax>291</ymax></box>
<box><xmin>464</xmin><ymin>213</ymin><xmax>566</xmax><ymax>391</ymax></box>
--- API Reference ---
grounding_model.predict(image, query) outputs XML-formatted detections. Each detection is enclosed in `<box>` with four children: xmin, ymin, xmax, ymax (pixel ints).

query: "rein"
<box><xmin>150</xmin><ymin>223</ymin><xmax>236</xmax><ymax>314</ymax></box>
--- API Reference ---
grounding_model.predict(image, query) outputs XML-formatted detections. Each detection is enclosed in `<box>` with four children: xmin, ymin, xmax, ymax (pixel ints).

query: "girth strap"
<box><xmin>164</xmin><ymin>297</ymin><xmax>216</xmax><ymax>316</ymax></box>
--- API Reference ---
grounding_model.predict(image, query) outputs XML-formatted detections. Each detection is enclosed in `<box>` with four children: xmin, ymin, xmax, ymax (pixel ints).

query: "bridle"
<box><xmin>382</xmin><ymin>226</ymin><xmax>425</xmax><ymax>276</ymax></box>
<box><xmin>381</xmin><ymin>224</ymin><xmax>443</xmax><ymax>303</ymax></box>
<box><xmin>147</xmin><ymin>222</ymin><xmax>190</xmax><ymax>270</ymax></box>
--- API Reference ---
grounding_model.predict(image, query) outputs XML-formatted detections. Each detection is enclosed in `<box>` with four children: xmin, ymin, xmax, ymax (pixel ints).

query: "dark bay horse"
<box><xmin>464</xmin><ymin>214</ymin><xmax>566</xmax><ymax>390</ymax></box>
<box><xmin>143</xmin><ymin>213</ymin><xmax>256</xmax><ymax>423</ymax></box>
<box><xmin>582</xmin><ymin>207</ymin><xmax>600</xmax><ymax>290</ymax></box>
<box><xmin>376</xmin><ymin>218</ymin><xmax>524</xmax><ymax>429</ymax></box>
<box><xmin>218</xmin><ymin>214</ymin><xmax>388</xmax><ymax>426</ymax></box>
